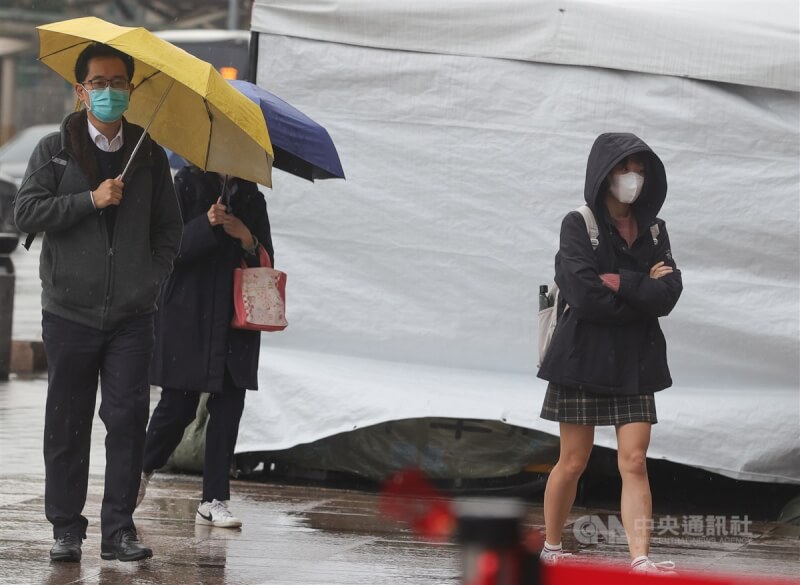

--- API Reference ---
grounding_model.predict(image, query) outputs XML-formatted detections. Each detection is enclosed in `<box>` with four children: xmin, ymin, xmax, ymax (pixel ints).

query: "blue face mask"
<box><xmin>87</xmin><ymin>88</ymin><xmax>130</xmax><ymax>123</ymax></box>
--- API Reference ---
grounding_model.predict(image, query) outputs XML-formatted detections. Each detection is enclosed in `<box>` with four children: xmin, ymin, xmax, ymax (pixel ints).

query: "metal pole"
<box><xmin>247</xmin><ymin>30</ymin><xmax>259</xmax><ymax>83</ymax></box>
<box><xmin>228</xmin><ymin>0</ymin><xmax>240</xmax><ymax>30</ymax></box>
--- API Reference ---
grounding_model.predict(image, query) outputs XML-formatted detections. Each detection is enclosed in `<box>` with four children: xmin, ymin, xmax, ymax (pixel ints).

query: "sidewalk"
<box><xmin>1</xmin><ymin>376</ymin><xmax>798</xmax><ymax>584</ymax></box>
<box><xmin>0</xmin><ymin>473</ymin><xmax>462</xmax><ymax>585</ymax></box>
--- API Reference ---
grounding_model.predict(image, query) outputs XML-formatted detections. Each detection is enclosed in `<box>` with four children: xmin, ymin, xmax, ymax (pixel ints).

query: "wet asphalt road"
<box><xmin>1</xmin><ymin>474</ymin><xmax>461</xmax><ymax>585</ymax></box>
<box><xmin>1</xmin><ymin>376</ymin><xmax>799</xmax><ymax>584</ymax></box>
<box><xmin>1</xmin><ymin>377</ymin><xmax>460</xmax><ymax>585</ymax></box>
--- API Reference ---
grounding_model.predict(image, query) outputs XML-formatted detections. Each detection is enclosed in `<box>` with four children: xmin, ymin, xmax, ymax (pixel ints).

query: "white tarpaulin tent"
<box><xmin>239</xmin><ymin>0</ymin><xmax>800</xmax><ymax>484</ymax></box>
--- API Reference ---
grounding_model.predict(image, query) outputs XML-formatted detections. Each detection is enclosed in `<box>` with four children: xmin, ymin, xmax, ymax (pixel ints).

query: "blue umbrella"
<box><xmin>169</xmin><ymin>81</ymin><xmax>344</xmax><ymax>182</ymax></box>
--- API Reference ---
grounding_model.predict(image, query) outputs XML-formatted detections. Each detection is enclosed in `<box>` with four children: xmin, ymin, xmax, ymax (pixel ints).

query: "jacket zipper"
<box><xmin>100</xmin><ymin>212</ymin><xmax>113</xmax><ymax>330</ymax></box>
<box><xmin>102</xmin><ymin>150</ymin><xmax>144</xmax><ymax>328</ymax></box>
<box><xmin>101</xmin><ymin>170</ymin><xmax>131</xmax><ymax>329</ymax></box>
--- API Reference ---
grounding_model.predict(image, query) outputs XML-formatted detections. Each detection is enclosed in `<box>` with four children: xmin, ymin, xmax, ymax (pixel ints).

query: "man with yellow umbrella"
<box><xmin>15</xmin><ymin>42</ymin><xmax>181</xmax><ymax>563</ymax></box>
<box><xmin>15</xmin><ymin>17</ymin><xmax>273</xmax><ymax>565</ymax></box>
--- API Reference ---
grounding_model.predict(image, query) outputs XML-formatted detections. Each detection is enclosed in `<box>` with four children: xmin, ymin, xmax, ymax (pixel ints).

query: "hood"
<box><xmin>584</xmin><ymin>133</ymin><xmax>667</xmax><ymax>223</ymax></box>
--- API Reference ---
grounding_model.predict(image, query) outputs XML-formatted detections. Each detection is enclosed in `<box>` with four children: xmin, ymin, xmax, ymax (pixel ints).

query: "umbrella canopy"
<box><xmin>229</xmin><ymin>80</ymin><xmax>344</xmax><ymax>182</ymax></box>
<box><xmin>36</xmin><ymin>17</ymin><xmax>274</xmax><ymax>186</ymax></box>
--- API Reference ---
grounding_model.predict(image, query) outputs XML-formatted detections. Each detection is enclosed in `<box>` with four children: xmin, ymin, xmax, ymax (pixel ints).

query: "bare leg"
<box><xmin>543</xmin><ymin>423</ymin><xmax>595</xmax><ymax>546</ymax></box>
<box><xmin>616</xmin><ymin>422</ymin><xmax>652</xmax><ymax>560</ymax></box>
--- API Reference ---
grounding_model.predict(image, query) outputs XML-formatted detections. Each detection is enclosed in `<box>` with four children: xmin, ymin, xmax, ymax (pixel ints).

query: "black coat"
<box><xmin>150</xmin><ymin>167</ymin><xmax>274</xmax><ymax>393</ymax></box>
<box><xmin>537</xmin><ymin>133</ymin><xmax>683</xmax><ymax>395</ymax></box>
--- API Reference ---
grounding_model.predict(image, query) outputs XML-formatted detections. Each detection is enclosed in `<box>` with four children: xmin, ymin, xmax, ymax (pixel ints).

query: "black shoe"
<box><xmin>100</xmin><ymin>529</ymin><xmax>153</xmax><ymax>562</ymax></box>
<box><xmin>50</xmin><ymin>533</ymin><xmax>82</xmax><ymax>562</ymax></box>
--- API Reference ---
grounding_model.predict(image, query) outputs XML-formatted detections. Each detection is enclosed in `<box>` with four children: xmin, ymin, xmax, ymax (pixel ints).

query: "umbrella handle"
<box><xmin>220</xmin><ymin>174</ymin><xmax>232</xmax><ymax>210</ymax></box>
<box><xmin>120</xmin><ymin>78</ymin><xmax>176</xmax><ymax>181</ymax></box>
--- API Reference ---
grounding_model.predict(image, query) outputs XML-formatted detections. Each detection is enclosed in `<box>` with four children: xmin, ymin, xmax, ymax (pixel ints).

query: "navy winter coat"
<box><xmin>150</xmin><ymin>167</ymin><xmax>274</xmax><ymax>393</ymax></box>
<box><xmin>537</xmin><ymin>133</ymin><xmax>682</xmax><ymax>395</ymax></box>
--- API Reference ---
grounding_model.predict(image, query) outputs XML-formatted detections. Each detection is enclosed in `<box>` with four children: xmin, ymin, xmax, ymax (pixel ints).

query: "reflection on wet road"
<box><xmin>1</xmin><ymin>373</ymin><xmax>798</xmax><ymax>584</ymax></box>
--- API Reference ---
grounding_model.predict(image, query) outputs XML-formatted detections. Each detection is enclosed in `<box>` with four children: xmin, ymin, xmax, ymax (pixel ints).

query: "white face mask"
<box><xmin>610</xmin><ymin>171</ymin><xmax>644</xmax><ymax>204</ymax></box>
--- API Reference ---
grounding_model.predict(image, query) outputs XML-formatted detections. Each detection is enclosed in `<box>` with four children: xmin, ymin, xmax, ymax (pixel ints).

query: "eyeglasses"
<box><xmin>81</xmin><ymin>77</ymin><xmax>130</xmax><ymax>90</ymax></box>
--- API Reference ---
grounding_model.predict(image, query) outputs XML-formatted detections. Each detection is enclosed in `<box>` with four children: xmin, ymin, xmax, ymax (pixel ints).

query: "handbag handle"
<box><xmin>240</xmin><ymin>244</ymin><xmax>272</xmax><ymax>269</ymax></box>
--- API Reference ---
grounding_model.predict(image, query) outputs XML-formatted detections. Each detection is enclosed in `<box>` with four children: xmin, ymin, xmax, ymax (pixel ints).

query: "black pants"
<box><xmin>41</xmin><ymin>311</ymin><xmax>154</xmax><ymax>541</ymax></box>
<box><xmin>143</xmin><ymin>371</ymin><xmax>246</xmax><ymax>502</ymax></box>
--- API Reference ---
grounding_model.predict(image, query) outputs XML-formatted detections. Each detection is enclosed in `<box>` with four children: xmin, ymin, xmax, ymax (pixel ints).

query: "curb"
<box><xmin>10</xmin><ymin>340</ymin><xmax>47</xmax><ymax>373</ymax></box>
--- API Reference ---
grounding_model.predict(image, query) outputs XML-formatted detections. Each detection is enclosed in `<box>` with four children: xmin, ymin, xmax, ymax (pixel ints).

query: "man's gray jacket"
<box><xmin>14</xmin><ymin>110</ymin><xmax>183</xmax><ymax>330</ymax></box>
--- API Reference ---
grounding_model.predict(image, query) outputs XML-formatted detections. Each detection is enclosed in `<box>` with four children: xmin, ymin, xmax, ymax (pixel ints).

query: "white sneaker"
<box><xmin>540</xmin><ymin>548</ymin><xmax>572</xmax><ymax>565</ymax></box>
<box><xmin>631</xmin><ymin>557</ymin><xmax>677</xmax><ymax>575</ymax></box>
<box><xmin>136</xmin><ymin>471</ymin><xmax>153</xmax><ymax>509</ymax></box>
<box><xmin>196</xmin><ymin>499</ymin><xmax>242</xmax><ymax>528</ymax></box>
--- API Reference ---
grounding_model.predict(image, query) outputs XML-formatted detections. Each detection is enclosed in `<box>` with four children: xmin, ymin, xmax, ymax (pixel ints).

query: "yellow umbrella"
<box><xmin>37</xmin><ymin>16</ymin><xmax>273</xmax><ymax>186</ymax></box>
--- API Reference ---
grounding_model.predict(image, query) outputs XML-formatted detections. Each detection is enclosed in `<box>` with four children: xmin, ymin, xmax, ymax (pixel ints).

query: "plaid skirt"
<box><xmin>540</xmin><ymin>383</ymin><xmax>658</xmax><ymax>426</ymax></box>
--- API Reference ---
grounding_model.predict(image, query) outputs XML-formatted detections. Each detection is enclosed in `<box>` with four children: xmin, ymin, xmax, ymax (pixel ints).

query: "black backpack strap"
<box><xmin>23</xmin><ymin>232</ymin><xmax>37</xmax><ymax>250</ymax></box>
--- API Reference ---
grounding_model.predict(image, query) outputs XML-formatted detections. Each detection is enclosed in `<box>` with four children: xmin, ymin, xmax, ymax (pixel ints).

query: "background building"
<box><xmin>0</xmin><ymin>0</ymin><xmax>253</xmax><ymax>143</ymax></box>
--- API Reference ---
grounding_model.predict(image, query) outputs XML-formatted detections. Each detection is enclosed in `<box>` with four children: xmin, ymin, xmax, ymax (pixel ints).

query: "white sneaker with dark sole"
<box><xmin>540</xmin><ymin>548</ymin><xmax>572</xmax><ymax>565</ymax></box>
<box><xmin>630</xmin><ymin>557</ymin><xmax>677</xmax><ymax>575</ymax></box>
<box><xmin>196</xmin><ymin>499</ymin><xmax>242</xmax><ymax>528</ymax></box>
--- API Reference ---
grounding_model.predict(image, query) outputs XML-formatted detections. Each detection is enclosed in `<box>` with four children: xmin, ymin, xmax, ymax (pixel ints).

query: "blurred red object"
<box><xmin>380</xmin><ymin>468</ymin><xmax>455</xmax><ymax>541</ymax></box>
<box><xmin>467</xmin><ymin>550</ymin><xmax>501</xmax><ymax>585</ymax></box>
<box><xmin>545</xmin><ymin>563</ymin><xmax>799</xmax><ymax>585</ymax></box>
<box><xmin>381</xmin><ymin>469</ymin><xmax>797</xmax><ymax>585</ymax></box>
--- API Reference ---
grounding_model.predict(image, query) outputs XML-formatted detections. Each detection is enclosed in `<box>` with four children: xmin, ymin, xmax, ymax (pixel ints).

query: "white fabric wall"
<box><xmin>237</xmin><ymin>20</ymin><xmax>800</xmax><ymax>483</ymax></box>
<box><xmin>251</xmin><ymin>0</ymin><xmax>800</xmax><ymax>91</ymax></box>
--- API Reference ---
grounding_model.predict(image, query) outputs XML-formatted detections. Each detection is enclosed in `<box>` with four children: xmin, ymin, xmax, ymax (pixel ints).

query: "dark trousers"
<box><xmin>41</xmin><ymin>311</ymin><xmax>154</xmax><ymax>541</ymax></box>
<box><xmin>143</xmin><ymin>371</ymin><xmax>246</xmax><ymax>502</ymax></box>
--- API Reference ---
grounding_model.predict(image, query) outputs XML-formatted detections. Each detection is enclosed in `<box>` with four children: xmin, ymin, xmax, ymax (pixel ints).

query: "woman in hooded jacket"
<box><xmin>537</xmin><ymin>133</ymin><xmax>682</xmax><ymax>574</ymax></box>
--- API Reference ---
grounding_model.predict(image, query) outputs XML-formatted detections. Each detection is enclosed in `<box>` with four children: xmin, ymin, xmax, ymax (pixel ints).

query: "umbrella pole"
<box><xmin>220</xmin><ymin>174</ymin><xmax>231</xmax><ymax>209</ymax></box>
<box><xmin>120</xmin><ymin>78</ymin><xmax>176</xmax><ymax>181</ymax></box>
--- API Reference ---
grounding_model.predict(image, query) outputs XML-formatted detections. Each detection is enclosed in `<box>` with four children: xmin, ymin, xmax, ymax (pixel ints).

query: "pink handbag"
<box><xmin>231</xmin><ymin>245</ymin><xmax>288</xmax><ymax>332</ymax></box>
